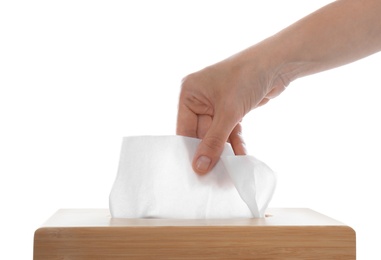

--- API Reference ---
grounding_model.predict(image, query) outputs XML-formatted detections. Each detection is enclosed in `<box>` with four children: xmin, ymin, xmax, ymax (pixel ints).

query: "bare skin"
<box><xmin>177</xmin><ymin>0</ymin><xmax>381</xmax><ymax>174</ymax></box>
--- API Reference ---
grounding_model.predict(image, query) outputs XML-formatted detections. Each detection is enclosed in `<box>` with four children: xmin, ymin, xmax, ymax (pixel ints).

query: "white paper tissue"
<box><xmin>109</xmin><ymin>135</ymin><xmax>276</xmax><ymax>219</ymax></box>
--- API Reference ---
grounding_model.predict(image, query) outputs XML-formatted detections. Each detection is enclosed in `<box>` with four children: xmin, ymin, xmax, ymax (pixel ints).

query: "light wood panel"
<box><xmin>34</xmin><ymin>208</ymin><xmax>355</xmax><ymax>259</ymax></box>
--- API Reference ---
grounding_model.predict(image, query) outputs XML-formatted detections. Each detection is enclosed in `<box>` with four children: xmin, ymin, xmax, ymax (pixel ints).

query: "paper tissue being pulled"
<box><xmin>109</xmin><ymin>135</ymin><xmax>276</xmax><ymax>218</ymax></box>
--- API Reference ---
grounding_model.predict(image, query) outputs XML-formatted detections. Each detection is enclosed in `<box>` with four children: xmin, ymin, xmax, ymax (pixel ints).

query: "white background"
<box><xmin>1</xmin><ymin>0</ymin><xmax>380</xmax><ymax>259</ymax></box>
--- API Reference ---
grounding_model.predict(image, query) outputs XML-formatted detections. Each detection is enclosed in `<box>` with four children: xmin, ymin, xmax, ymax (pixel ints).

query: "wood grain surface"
<box><xmin>34</xmin><ymin>208</ymin><xmax>355</xmax><ymax>259</ymax></box>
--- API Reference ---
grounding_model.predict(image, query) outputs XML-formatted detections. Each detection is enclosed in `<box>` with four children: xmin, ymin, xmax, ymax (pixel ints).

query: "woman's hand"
<box><xmin>177</xmin><ymin>49</ymin><xmax>286</xmax><ymax>174</ymax></box>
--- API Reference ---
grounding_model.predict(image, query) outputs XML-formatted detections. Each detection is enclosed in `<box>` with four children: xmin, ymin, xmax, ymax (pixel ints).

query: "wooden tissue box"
<box><xmin>33</xmin><ymin>208</ymin><xmax>355</xmax><ymax>259</ymax></box>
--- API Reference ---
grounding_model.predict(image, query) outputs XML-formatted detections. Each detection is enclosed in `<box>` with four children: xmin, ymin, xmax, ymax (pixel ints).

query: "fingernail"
<box><xmin>196</xmin><ymin>156</ymin><xmax>211</xmax><ymax>172</ymax></box>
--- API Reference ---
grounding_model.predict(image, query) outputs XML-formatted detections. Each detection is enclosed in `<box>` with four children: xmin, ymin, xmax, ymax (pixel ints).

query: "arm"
<box><xmin>263</xmin><ymin>0</ymin><xmax>381</xmax><ymax>87</ymax></box>
<box><xmin>177</xmin><ymin>0</ymin><xmax>381</xmax><ymax>174</ymax></box>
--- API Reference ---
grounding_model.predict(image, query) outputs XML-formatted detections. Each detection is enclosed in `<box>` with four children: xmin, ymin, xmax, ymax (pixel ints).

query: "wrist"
<box><xmin>258</xmin><ymin>34</ymin><xmax>319</xmax><ymax>90</ymax></box>
<box><xmin>235</xmin><ymin>38</ymin><xmax>299</xmax><ymax>93</ymax></box>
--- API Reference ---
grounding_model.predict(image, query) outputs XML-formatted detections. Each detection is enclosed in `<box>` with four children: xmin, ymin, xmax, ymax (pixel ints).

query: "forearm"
<box><xmin>261</xmin><ymin>0</ymin><xmax>381</xmax><ymax>86</ymax></box>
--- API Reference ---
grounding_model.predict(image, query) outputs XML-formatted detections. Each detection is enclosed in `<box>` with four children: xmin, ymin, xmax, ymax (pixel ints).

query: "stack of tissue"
<box><xmin>109</xmin><ymin>135</ymin><xmax>276</xmax><ymax>219</ymax></box>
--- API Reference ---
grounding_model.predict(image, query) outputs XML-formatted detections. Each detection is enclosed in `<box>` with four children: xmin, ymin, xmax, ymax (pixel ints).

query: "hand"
<box><xmin>177</xmin><ymin>0</ymin><xmax>381</xmax><ymax>175</ymax></box>
<box><xmin>176</xmin><ymin>49</ymin><xmax>286</xmax><ymax>174</ymax></box>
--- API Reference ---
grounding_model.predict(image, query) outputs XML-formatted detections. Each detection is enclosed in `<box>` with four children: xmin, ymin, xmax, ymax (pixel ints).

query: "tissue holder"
<box><xmin>34</xmin><ymin>208</ymin><xmax>355</xmax><ymax>259</ymax></box>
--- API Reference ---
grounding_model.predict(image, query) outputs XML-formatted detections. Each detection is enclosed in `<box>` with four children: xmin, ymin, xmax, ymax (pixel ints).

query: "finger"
<box><xmin>196</xmin><ymin>114</ymin><xmax>212</xmax><ymax>139</ymax></box>
<box><xmin>192</xmin><ymin>112</ymin><xmax>237</xmax><ymax>175</ymax></box>
<box><xmin>176</xmin><ymin>103</ymin><xmax>198</xmax><ymax>138</ymax></box>
<box><xmin>229</xmin><ymin>123</ymin><xmax>247</xmax><ymax>155</ymax></box>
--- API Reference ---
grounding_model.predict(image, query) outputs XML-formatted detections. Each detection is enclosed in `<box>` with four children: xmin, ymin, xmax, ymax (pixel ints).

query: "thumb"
<box><xmin>192</xmin><ymin>115</ymin><xmax>236</xmax><ymax>175</ymax></box>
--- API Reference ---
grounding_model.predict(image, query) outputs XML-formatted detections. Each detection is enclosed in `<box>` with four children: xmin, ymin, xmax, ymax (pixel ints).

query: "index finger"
<box><xmin>176</xmin><ymin>103</ymin><xmax>198</xmax><ymax>138</ymax></box>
